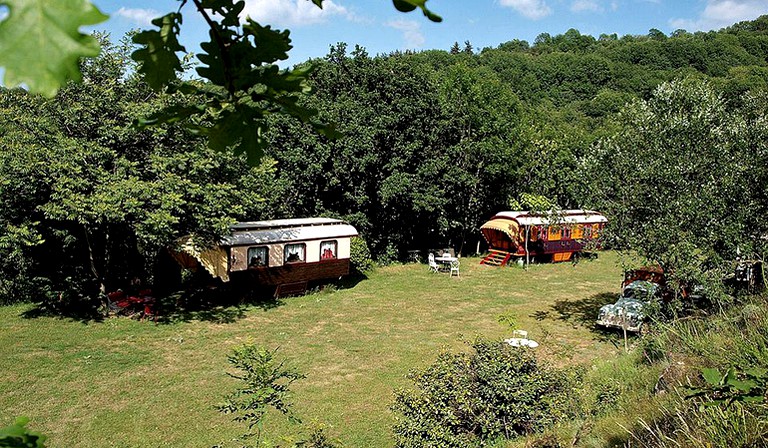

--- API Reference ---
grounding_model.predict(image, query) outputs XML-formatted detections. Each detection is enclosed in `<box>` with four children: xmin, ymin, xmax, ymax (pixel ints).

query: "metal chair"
<box><xmin>428</xmin><ymin>253</ymin><xmax>440</xmax><ymax>273</ymax></box>
<box><xmin>450</xmin><ymin>259</ymin><xmax>460</xmax><ymax>277</ymax></box>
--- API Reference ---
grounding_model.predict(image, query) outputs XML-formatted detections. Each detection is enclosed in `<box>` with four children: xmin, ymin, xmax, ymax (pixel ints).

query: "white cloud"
<box><xmin>241</xmin><ymin>0</ymin><xmax>354</xmax><ymax>27</ymax></box>
<box><xmin>114</xmin><ymin>7</ymin><xmax>161</xmax><ymax>27</ymax></box>
<box><xmin>499</xmin><ymin>0</ymin><xmax>553</xmax><ymax>20</ymax></box>
<box><xmin>571</xmin><ymin>0</ymin><xmax>602</xmax><ymax>13</ymax></box>
<box><xmin>670</xmin><ymin>0</ymin><xmax>768</xmax><ymax>31</ymax></box>
<box><xmin>386</xmin><ymin>19</ymin><xmax>425</xmax><ymax>49</ymax></box>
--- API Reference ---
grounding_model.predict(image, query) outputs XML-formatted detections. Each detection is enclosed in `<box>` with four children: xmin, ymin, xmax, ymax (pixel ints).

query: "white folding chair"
<box><xmin>428</xmin><ymin>253</ymin><xmax>440</xmax><ymax>273</ymax></box>
<box><xmin>512</xmin><ymin>329</ymin><xmax>528</xmax><ymax>339</ymax></box>
<box><xmin>450</xmin><ymin>259</ymin><xmax>460</xmax><ymax>277</ymax></box>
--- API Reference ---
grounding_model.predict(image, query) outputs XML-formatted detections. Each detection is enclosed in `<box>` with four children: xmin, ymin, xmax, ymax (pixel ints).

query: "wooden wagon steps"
<box><xmin>275</xmin><ymin>281</ymin><xmax>308</xmax><ymax>298</ymax></box>
<box><xmin>480</xmin><ymin>250</ymin><xmax>511</xmax><ymax>267</ymax></box>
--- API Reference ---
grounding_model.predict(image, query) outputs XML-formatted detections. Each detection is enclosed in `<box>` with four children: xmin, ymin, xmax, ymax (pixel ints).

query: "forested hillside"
<box><xmin>2</xmin><ymin>16</ymin><xmax>768</xmax><ymax>305</ymax></box>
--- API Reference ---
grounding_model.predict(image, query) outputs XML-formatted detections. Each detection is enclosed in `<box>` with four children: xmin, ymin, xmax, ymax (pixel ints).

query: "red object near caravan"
<box><xmin>479</xmin><ymin>210</ymin><xmax>607</xmax><ymax>265</ymax></box>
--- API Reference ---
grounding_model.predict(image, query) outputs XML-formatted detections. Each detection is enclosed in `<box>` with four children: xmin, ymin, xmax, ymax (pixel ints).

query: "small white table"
<box><xmin>434</xmin><ymin>255</ymin><xmax>457</xmax><ymax>272</ymax></box>
<box><xmin>504</xmin><ymin>337</ymin><xmax>539</xmax><ymax>348</ymax></box>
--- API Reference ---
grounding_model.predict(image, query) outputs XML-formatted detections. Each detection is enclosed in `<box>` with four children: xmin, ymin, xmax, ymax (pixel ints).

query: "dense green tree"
<box><xmin>495</xmin><ymin>39</ymin><xmax>530</xmax><ymax>53</ymax></box>
<box><xmin>0</xmin><ymin>36</ymin><xmax>280</xmax><ymax>307</ymax></box>
<box><xmin>266</xmin><ymin>47</ymin><xmax>448</xmax><ymax>256</ymax></box>
<box><xmin>0</xmin><ymin>0</ymin><xmax>442</xmax><ymax>163</ymax></box>
<box><xmin>263</xmin><ymin>47</ymin><xmax>530</xmax><ymax>258</ymax></box>
<box><xmin>583</xmin><ymin>78</ymin><xmax>768</xmax><ymax>298</ymax></box>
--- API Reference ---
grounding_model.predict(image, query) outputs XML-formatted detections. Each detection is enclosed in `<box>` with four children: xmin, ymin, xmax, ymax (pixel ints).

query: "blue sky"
<box><xmin>91</xmin><ymin>0</ymin><xmax>768</xmax><ymax>64</ymax></box>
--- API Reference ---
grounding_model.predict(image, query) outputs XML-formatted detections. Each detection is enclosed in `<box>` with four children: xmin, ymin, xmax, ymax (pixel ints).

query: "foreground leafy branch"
<box><xmin>686</xmin><ymin>366</ymin><xmax>768</xmax><ymax>408</ymax></box>
<box><xmin>0</xmin><ymin>0</ymin><xmax>108</xmax><ymax>97</ymax></box>
<box><xmin>0</xmin><ymin>417</ymin><xmax>47</xmax><ymax>448</ymax></box>
<box><xmin>0</xmin><ymin>0</ymin><xmax>441</xmax><ymax>162</ymax></box>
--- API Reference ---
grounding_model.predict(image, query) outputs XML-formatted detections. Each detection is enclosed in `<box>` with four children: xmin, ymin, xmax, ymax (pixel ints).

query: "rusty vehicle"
<box><xmin>597</xmin><ymin>266</ymin><xmax>709</xmax><ymax>333</ymax></box>
<box><xmin>596</xmin><ymin>279</ymin><xmax>660</xmax><ymax>333</ymax></box>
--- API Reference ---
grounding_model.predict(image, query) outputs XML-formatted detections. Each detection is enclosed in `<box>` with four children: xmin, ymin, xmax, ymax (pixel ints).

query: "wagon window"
<box><xmin>247</xmin><ymin>246</ymin><xmax>268</xmax><ymax>268</ymax></box>
<box><xmin>320</xmin><ymin>240</ymin><xmax>338</xmax><ymax>260</ymax></box>
<box><xmin>284</xmin><ymin>243</ymin><xmax>306</xmax><ymax>263</ymax></box>
<box><xmin>548</xmin><ymin>226</ymin><xmax>560</xmax><ymax>241</ymax></box>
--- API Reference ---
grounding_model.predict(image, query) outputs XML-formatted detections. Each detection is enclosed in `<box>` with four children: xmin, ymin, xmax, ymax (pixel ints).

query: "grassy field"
<box><xmin>0</xmin><ymin>253</ymin><xmax>625</xmax><ymax>447</ymax></box>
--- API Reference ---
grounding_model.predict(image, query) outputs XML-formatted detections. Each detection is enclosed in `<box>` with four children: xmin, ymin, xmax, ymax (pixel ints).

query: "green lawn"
<box><xmin>0</xmin><ymin>253</ymin><xmax>624</xmax><ymax>447</ymax></box>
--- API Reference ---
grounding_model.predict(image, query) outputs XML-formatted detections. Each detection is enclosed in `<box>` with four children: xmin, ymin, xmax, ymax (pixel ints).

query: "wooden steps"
<box><xmin>480</xmin><ymin>250</ymin><xmax>512</xmax><ymax>267</ymax></box>
<box><xmin>274</xmin><ymin>281</ymin><xmax>308</xmax><ymax>298</ymax></box>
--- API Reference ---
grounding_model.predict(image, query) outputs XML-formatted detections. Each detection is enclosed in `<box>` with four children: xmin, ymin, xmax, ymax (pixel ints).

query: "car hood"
<box><xmin>597</xmin><ymin>297</ymin><xmax>646</xmax><ymax>331</ymax></box>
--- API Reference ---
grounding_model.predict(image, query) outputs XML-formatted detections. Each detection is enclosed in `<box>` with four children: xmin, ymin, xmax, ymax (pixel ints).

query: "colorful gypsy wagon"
<box><xmin>172</xmin><ymin>218</ymin><xmax>359</xmax><ymax>295</ymax></box>
<box><xmin>479</xmin><ymin>210</ymin><xmax>607</xmax><ymax>266</ymax></box>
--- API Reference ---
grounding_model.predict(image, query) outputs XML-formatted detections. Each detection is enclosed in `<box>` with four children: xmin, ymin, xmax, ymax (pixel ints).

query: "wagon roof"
<box><xmin>231</xmin><ymin>217</ymin><xmax>344</xmax><ymax>231</ymax></box>
<box><xmin>491</xmin><ymin>209</ymin><xmax>608</xmax><ymax>226</ymax></box>
<box><xmin>223</xmin><ymin>218</ymin><xmax>358</xmax><ymax>246</ymax></box>
<box><xmin>480</xmin><ymin>218</ymin><xmax>520</xmax><ymax>238</ymax></box>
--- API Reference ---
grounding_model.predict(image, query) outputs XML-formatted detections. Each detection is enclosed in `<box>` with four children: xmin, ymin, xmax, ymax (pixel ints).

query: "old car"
<box><xmin>596</xmin><ymin>279</ymin><xmax>660</xmax><ymax>332</ymax></box>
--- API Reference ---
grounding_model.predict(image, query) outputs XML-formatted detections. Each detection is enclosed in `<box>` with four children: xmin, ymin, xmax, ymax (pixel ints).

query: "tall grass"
<box><xmin>514</xmin><ymin>296</ymin><xmax>768</xmax><ymax>448</ymax></box>
<box><xmin>619</xmin><ymin>298</ymin><xmax>768</xmax><ymax>447</ymax></box>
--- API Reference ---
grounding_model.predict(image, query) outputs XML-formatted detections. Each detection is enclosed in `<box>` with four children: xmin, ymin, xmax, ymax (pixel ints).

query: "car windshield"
<box><xmin>614</xmin><ymin>297</ymin><xmax>645</xmax><ymax>310</ymax></box>
<box><xmin>621</xmin><ymin>280</ymin><xmax>657</xmax><ymax>302</ymax></box>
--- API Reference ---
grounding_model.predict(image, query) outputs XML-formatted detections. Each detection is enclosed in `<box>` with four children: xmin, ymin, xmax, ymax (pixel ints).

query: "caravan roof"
<box><xmin>492</xmin><ymin>210</ymin><xmax>608</xmax><ymax>226</ymax></box>
<box><xmin>223</xmin><ymin>218</ymin><xmax>358</xmax><ymax>246</ymax></box>
<box><xmin>231</xmin><ymin>217</ymin><xmax>344</xmax><ymax>231</ymax></box>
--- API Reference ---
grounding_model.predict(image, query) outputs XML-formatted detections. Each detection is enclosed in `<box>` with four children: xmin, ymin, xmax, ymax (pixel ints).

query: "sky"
<box><xmin>89</xmin><ymin>0</ymin><xmax>768</xmax><ymax>64</ymax></box>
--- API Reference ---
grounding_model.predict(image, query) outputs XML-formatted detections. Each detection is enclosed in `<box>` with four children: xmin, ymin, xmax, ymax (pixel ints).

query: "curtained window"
<box><xmin>247</xmin><ymin>246</ymin><xmax>268</xmax><ymax>268</ymax></box>
<box><xmin>284</xmin><ymin>243</ymin><xmax>306</xmax><ymax>263</ymax></box>
<box><xmin>320</xmin><ymin>240</ymin><xmax>337</xmax><ymax>260</ymax></box>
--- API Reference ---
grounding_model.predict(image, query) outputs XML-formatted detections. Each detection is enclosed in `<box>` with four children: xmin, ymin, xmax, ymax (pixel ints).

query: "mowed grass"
<box><xmin>0</xmin><ymin>253</ymin><xmax>624</xmax><ymax>447</ymax></box>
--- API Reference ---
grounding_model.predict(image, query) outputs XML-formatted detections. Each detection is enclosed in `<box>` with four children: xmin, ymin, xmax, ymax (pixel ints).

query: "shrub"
<box><xmin>526</xmin><ymin>433</ymin><xmax>563</xmax><ymax>448</ymax></box>
<box><xmin>0</xmin><ymin>223</ymin><xmax>49</xmax><ymax>305</ymax></box>
<box><xmin>0</xmin><ymin>417</ymin><xmax>47</xmax><ymax>448</ymax></box>
<box><xmin>349</xmin><ymin>237</ymin><xmax>374</xmax><ymax>274</ymax></box>
<box><xmin>294</xmin><ymin>423</ymin><xmax>343</xmax><ymax>448</ymax></box>
<box><xmin>377</xmin><ymin>243</ymin><xmax>399</xmax><ymax>266</ymax></box>
<box><xmin>217</xmin><ymin>344</ymin><xmax>305</xmax><ymax>444</ymax></box>
<box><xmin>392</xmin><ymin>338</ymin><xmax>572</xmax><ymax>447</ymax></box>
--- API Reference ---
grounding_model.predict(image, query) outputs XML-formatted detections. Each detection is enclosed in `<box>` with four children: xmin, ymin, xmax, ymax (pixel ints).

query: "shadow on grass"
<box><xmin>336</xmin><ymin>273</ymin><xmax>367</xmax><ymax>290</ymax></box>
<box><xmin>19</xmin><ymin>286</ymin><xmax>282</xmax><ymax>325</ymax></box>
<box><xmin>551</xmin><ymin>292</ymin><xmax>616</xmax><ymax>326</ymax></box>
<box><xmin>155</xmin><ymin>285</ymin><xmax>284</xmax><ymax>325</ymax></box>
<box><xmin>532</xmin><ymin>292</ymin><xmax>623</xmax><ymax>343</ymax></box>
<box><xmin>19</xmin><ymin>275</ymin><xmax>368</xmax><ymax>325</ymax></box>
<box><xmin>21</xmin><ymin>302</ymin><xmax>105</xmax><ymax>324</ymax></box>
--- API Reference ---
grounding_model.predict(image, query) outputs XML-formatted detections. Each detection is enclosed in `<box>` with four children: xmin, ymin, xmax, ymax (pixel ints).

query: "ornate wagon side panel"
<box><xmin>230</xmin><ymin>246</ymin><xmax>248</xmax><ymax>271</ymax></box>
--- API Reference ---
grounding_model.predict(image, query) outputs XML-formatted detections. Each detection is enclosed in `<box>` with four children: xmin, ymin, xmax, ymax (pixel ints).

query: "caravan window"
<box><xmin>284</xmin><ymin>243</ymin><xmax>306</xmax><ymax>263</ymax></box>
<box><xmin>247</xmin><ymin>246</ymin><xmax>268</xmax><ymax>268</ymax></box>
<box><xmin>320</xmin><ymin>240</ymin><xmax>338</xmax><ymax>260</ymax></box>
